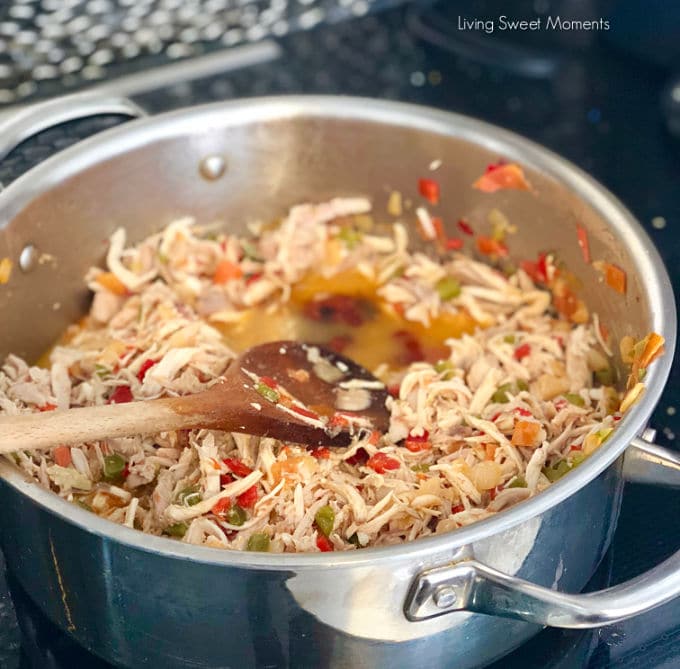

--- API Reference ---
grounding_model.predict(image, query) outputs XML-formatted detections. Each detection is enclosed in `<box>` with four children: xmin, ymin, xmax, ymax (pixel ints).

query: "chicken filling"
<box><xmin>0</xmin><ymin>198</ymin><xmax>637</xmax><ymax>552</ymax></box>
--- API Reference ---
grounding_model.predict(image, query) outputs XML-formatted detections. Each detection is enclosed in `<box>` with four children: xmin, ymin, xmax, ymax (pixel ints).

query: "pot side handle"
<box><xmin>405</xmin><ymin>435</ymin><xmax>680</xmax><ymax>628</ymax></box>
<box><xmin>0</xmin><ymin>92</ymin><xmax>147</xmax><ymax>162</ymax></box>
<box><xmin>622</xmin><ymin>432</ymin><xmax>680</xmax><ymax>487</ymax></box>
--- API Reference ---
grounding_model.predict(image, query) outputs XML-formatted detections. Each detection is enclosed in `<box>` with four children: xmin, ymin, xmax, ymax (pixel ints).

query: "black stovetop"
<box><xmin>0</xmin><ymin>2</ymin><xmax>679</xmax><ymax>667</ymax></box>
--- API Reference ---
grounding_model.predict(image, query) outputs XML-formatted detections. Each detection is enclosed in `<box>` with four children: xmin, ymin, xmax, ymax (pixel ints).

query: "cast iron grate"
<box><xmin>0</xmin><ymin>0</ymin><xmax>409</xmax><ymax>105</ymax></box>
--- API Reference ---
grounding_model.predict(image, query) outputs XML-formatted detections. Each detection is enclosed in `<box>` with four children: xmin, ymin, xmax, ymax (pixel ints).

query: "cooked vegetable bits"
<box><xmin>0</xmin><ymin>196</ymin><xmax>663</xmax><ymax>552</ymax></box>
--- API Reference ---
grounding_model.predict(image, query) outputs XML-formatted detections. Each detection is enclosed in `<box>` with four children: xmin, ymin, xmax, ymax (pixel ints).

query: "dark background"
<box><xmin>0</xmin><ymin>1</ymin><xmax>678</xmax><ymax>667</ymax></box>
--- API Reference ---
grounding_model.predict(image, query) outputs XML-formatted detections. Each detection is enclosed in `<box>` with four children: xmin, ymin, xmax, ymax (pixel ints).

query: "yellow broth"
<box><xmin>38</xmin><ymin>270</ymin><xmax>476</xmax><ymax>375</ymax></box>
<box><xmin>219</xmin><ymin>269</ymin><xmax>476</xmax><ymax>372</ymax></box>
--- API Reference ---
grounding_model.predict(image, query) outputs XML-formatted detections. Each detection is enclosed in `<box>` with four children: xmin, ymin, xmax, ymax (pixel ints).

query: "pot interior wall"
<box><xmin>0</xmin><ymin>109</ymin><xmax>650</xmax><ymax>370</ymax></box>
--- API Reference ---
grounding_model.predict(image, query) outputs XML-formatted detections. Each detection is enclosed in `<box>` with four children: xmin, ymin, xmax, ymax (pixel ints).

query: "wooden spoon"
<box><xmin>0</xmin><ymin>341</ymin><xmax>389</xmax><ymax>454</ymax></box>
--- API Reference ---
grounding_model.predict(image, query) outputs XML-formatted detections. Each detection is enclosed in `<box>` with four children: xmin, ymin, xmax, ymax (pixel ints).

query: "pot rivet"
<box><xmin>19</xmin><ymin>244</ymin><xmax>38</xmax><ymax>272</ymax></box>
<box><xmin>199</xmin><ymin>155</ymin><xmax>226</xmax><ymax>181</ymax></box>
<box><xmin>433</xmin><ymin>585</ymin><xmax>457</xmax><ymax>609</ymax></box>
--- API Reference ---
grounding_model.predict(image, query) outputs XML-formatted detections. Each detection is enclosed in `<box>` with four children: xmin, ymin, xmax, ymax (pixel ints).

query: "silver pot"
<box><xmin>0</xmin><ymin>95</ymin><xmax>677</xmax><ymax>669</ymax></box>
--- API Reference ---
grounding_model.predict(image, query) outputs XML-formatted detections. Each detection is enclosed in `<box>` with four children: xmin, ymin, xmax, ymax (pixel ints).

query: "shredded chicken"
<box><xmin>0</xmin><ymin>198</ymin><xmax>627</xmax><ymax>553</ymax></box>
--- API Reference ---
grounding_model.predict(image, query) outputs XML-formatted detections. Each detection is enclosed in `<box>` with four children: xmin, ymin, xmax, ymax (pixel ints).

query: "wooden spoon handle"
<box><xmin>0</xmin><ymin>398</ymin><xmax>202</xmax><ymax>454</ymax></box>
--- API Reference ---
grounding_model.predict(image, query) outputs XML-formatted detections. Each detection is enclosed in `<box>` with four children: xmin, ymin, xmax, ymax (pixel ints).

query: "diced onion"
<box><xmin>470</xmin><ymin>461</ymin><xmax>502</xmax><ymax>491</ymax></box>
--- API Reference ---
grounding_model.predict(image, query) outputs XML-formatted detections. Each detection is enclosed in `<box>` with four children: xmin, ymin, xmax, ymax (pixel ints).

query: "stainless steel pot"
<box><xmin>0</xmin><ymin>94</ymin><xmax>677</xmax><ymax>669</ymax></box>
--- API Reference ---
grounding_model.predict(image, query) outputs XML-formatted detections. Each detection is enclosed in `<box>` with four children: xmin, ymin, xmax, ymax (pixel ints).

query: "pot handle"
<box><xmin>0</xmin><ymin>92</ymin><xmax>147</xmax><ymax>162</ymax></box>
<box><xmin>404</xmin><ymin>434</ymin><xmax>680</xmax><ymax>628</ymax></box>
<box><xmin>622</xmin><ymin>429</ymin><xmax>680</xmax><ymax>487</ymax></box>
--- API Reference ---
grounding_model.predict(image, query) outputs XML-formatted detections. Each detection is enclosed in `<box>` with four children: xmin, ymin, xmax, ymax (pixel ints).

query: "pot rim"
<box><xmin>0</xmin><ymin>95</ymin><xmax>675</xmax><ymax>569</ymax></box>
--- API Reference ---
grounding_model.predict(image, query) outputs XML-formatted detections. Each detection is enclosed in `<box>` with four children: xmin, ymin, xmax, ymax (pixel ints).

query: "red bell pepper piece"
<box><xmin>457</xmin><ymin>219</ymin><xmax>474</xmax><ymax>236</ymax></box>
<box><xmin>259</xmin><ymin>376</ymin><xmax>278</xmax><ymax>389</ymax></box>
<box><xmin>108</xmin><ymin>385</ymin><xmax>133</xmax><ymax>404</ymax></box>
<box><xmin>316</xmin><ymin>534</ymin><xmax>334</xmax><ymax>552</ymax></box>
<box><xmin>290</xmin><ymin>405</ymin><xmax>320</xmax><ymax>420</ymax></box>
<box><xmin>576</xmin><ymin>225</ymin><xmax>590</xmax><ymax>264</ymax></box>
<box><xmin>213</xmin><ymin>260</ymin><xmax>243</xmax><ymax>284</ymax></box>
<box><xmin>366</xmin><ymin>452</ymin><xmax>400</xmax><ymax>474</ymax></box>
<box><xmin>514</xmin><ymin>343</ymin><xmax>531</xmax><ymax>361</ymax></box>
<box><xmin>476</xmin><ymin>235</ymin><xmax>508</xmax><ymax>257</ymax></box>
<box><xmin>346</xmin><ymin>447</ymin><xmax>369</xmax><ymax>466</ymax></box>
<box><xmin>472</xmin><ymin>163</ymin><xmax>531</xmax><ymax>193</ymax></box>
<box><xmin>220</xmin><ymin>472</ymin><xmax>235</xmax><ymax>487</ymax></box>
<box><xmin>405</xmin><ymin>430</ymin><xmax>431</xmax><ymax>452</ymax></box>
<box><xmin>237</xmin><ymin>485</ymin><xmax>258</xmax><ymax>509</ymax></box>
<box><xmin>136</xmin><ymin>358</ymin><xmax>157</xmax><ymax>382</ymax></box>
<box><xmin>53</xmin><ymin>445</ymin><xmax>72</xmax><ymax>468</ymax></box>
<box><xmin>418</xmin><ymin>178</ymin><xmax>440</xmax><ymax>205</ymax></box>
<box><xmin>310</xmin><ymin>447</ymin><xmax>331</xmax><ymax>460</ymax></box>
<box><xmin>212</xmin><ymin>497</ymin><xmax>232</xmax><ymax>516</ymax></box>
<box><xmin>223</xmin><ymin>458</ymin><xmax>253</xmax><ymax>477</ymax></box>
